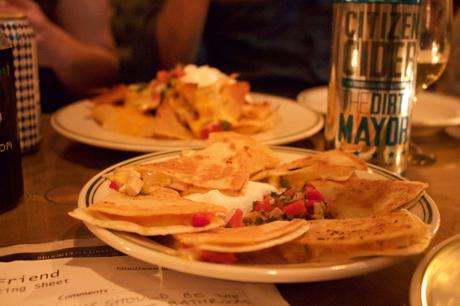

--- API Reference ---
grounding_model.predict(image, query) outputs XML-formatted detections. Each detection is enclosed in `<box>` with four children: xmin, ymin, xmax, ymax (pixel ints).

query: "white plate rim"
<box><xmin>51</xmin><ymin>93</ymin><xmax>324</xmax><ymax>152</ymax></box>
<box><xmin>296</xmin><ymin>86</ymin><xmax>328</xmax><ymax>114</ymax></box>
<box><xmin>77</xmin><ymin>147</ymin><xmax>440</xmax><ymax>283</ymax></box>
<box><xmin>412</xmin><ymin>91</ymin><xmax>460</xmax><ymax>127</ymax></box>
<box><xmin>410</xmin><ymin>233</ymin><xmax>460</xmax><ymax>306</ymax></box>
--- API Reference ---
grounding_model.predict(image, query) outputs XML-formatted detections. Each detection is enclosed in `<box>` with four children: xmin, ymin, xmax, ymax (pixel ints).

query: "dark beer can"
<box><xmin>0</xmin><ymin>14</ymin><xmax>41</xmax><ymax>154</ymax></box>
<box><xmin>0</xmin><ymin>31</ymin><xmax>23</xmax><ymax>213</ymax></box>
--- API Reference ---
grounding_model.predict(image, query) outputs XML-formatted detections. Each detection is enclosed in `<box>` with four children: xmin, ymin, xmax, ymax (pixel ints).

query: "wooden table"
<box><xmin>1</xmin><ymin>115</ymin><xmax>459</xmax><ymax>306</ymax></box>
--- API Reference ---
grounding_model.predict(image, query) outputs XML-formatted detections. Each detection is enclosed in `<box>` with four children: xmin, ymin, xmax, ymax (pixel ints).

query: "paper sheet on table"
<box><xmin>0</xmin><ymin>239</ymin><xmax>289</xmax><ymax>306</ymax></box>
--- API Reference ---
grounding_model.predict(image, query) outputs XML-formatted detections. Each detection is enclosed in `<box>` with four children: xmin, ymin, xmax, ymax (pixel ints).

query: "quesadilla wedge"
<box><xmin>134</xmin><ymin>141</ymin><xmax>250</xmax><ymax>193</ymax></box>
<box><xmin>272</xmin><ymin>210</ymin><xmax>432</xmax><ymax>263</ymax></box>
<box><xmin>208</xmin><ymin>131</ymin><xmax>280</xmax><ymax>175</ymax></box>
<box><xmin>68</xmin><ymin>187</ymin><xmax>228</xmax><ymax>236</ymax></box>
<box><xmin>173</xmin><ymin>219</ymin><xmax>309</xmax><ymax>264</ymax></box>
<box><xmin>310</xmin><ymin>177</ymin><xmax>428</xmax><ymax>218</ymax></box>
<box><xmin>117</xmin><ymin>132</ymin><xmax>279</xmax><ymax>196</ymax></box>
<box><xmin>252</xmin><ymin>149</ymin><xmax>368</xmax><ymax>190</ymax></box>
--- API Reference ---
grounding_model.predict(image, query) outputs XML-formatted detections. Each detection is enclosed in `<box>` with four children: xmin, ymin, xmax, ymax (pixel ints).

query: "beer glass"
<box><xmin>417</xmin><ymin>0</ymin><xmax>452</xmax><ymax>90</ymax></box>
<box><xmin>411</xmin><ymin>0</ymin><xmax>452</xmax><ymax>165</ymax></box>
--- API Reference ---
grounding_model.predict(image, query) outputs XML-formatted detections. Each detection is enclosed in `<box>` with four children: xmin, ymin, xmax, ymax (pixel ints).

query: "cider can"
<box><xmin>0</xmin><ymin>14</ymin><xmax>41</xmax><ymax>154</ymax></box>
<box><xmin>325</xmin><ymin>0</ymin><xmax>421</xmax><ymax>174</ymax></box>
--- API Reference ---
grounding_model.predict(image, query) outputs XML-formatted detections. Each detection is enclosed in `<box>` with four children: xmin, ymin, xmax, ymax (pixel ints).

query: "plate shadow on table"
<box><xmin>277</xmin><ymin>256</ymin><xmax>420</xmax><ymax>306</ymax></box>
<box><xmin>49</xmin><ymin>134</ymin><xmax>139</xmax><ymax>170</ymax></box>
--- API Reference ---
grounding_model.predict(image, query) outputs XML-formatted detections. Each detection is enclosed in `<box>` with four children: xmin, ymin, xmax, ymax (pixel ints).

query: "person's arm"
<box><xmin>50</xmin><ymin>0</ymin><xmax>118</xmax><ymax>93</ymax></box>
<box><xmin>1</xmin><ymin>0</ymin><xmax>119</xmax><ymax>94</ymax></box>
<box><xmin>156</xmin><ymin>0</ymin><xmax>210</xmax><ymax>69</ymax></box>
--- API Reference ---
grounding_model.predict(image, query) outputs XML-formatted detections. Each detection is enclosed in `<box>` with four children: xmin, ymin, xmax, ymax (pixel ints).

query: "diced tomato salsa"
<box><xmin>200</xmin><ymin>121</ymin><xmax>232</xmax><ymax>139</ymax></box>
<box><xmin>200</xmin><ymin>124</ymin><xmax>222</xmax><ymax>139</ymax></box>
<box><xmin>305</xmin><ymin>184</ymin><xmax>325</xmax><ymax>202</ymax></box>
<box><xmin>244</xmin><ymin>183</ymin><xmax>328</xmax><ymax>225</ymax></box>
<box><xmin>226</xmin><ymin>209</ymin><xmax>244</xmax><ymax>228</ymax></box>
<box><xmin>282</xmin><ymin>200</ymin><xmax>306</xmax><ymax>215</ymax></box>
<box><xmin>109</xmin><ymin>181</ymin><xmax>119</xmax><ymax>191</ymax></box>
<box><xmin>191</xmin><ymin>213</ymin><xmax>211</xmax><ymax>227</ymax></box>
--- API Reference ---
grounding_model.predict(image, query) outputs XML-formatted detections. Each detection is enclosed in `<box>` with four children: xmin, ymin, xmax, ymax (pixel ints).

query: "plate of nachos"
<box><xmin>51</xmin><ymin>65</ymin><xmax>323</xmax><ymax>152</ymax></box>
<box><xmin>69</xmin><ymin>132</ymin><xmax>439</xmax><ymax>283</ymax></box>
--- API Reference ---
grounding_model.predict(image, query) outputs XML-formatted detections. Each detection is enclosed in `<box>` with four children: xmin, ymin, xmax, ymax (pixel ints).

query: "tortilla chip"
<box><xmin>310</xmin><ymin>177</ymin><xmax>428</xmax><ymax>218</ymax></box>
<box><xmin>174</xmin><ymin>219</ymin><xmax>309</xmax><ymax>253</ymax></box>
<box><xmin>166</xmin><ymin>82</ymin><xmax>201</xmax><ymax>135</ymax></box>
<box><xmin>168</xmin><ymin>83</ymin><xmax>219</xmax><ymax>138</ymax></box>
<box><xmin>219</xmin><ymin>81</ymin><xmax>249</xmax><ymax>121</ymax></box>
<box><xmin>153</xmin><ymin>101</ymin><xmax>194</xmax><ymax>139</ymax></box>
<box><xmin>91</xmin><ymin>84</ymin><xmax>128</xmax><ymax>104</ymax></box>
<box><xmin>232</xmin><ymin>101</ymin><xmax>278</xmax><ymax>134</ymax></box>
<box><xmin>192</xmin><ymin>84</ymin><xmax>220</xmax><ymax>119</ymax></box>
<box><xmin>232</xmin><ymin>116</ymin><xmax>276</xmax><ymax>134</ymax></box>
<box><xmin>241</xmin><ymin>102</ymin><xmax>274</xmax><ymax>120</ymax></box>
<box><xmin>92</xmin><ymin>103</ymin><xmax>117</xmax><ymax>124</ymax></box>
<box><xmin>275</xmin><ymin>210</ymin><xmax>432</xmax><ymax>262</ymax></box>
<box><xmin>92</xmin><ymin>104</ymin><xmax>156</xmax><ymax>138</ymax></box>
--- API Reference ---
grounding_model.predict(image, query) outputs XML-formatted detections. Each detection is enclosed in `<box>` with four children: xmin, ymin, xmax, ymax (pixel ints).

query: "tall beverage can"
<box><xmin>0</xmin><ymin>14</ymin><xmax>41</xmax><ymax>154</ymax></box>
<box><xmin>325</xmin><ymin>0</ymin><xmax>421</xmax><ymax>174</ymax></box>
<box><xmin>0</xmin><ymin>30</ymin><xmax>23</xmax><ymax>213</ymax></box>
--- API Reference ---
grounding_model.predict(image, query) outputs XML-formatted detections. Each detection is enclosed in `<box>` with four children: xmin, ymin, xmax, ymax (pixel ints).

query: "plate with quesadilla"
<box><xmin>70</xmin><ymin>133</ymin><xmax>439</xmax><ymax>283</ymax></box>
<box><xmin>52</xmin><ymin>65</ymin><xmax>323</xmax><ymax>152</ymax></box>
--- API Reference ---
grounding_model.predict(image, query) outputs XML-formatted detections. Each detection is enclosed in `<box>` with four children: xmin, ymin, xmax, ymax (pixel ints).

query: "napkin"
<box><xmin>0</xmin><ymin>239</ymin><xmax>289</xmax><ymax>306</ymax></box>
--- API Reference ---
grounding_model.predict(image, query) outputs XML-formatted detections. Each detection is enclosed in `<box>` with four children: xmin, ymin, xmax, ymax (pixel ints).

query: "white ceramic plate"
<box><xmin>296</xmin><ymin>86</ymin><xmax>328</xmax><ymax>114</ymax></box>
<box><xmin>51</xmin><ymin>93</ymin><xmax>323</xmax><ymax>152</ymax></box>
<box><xmin>410</xmin><ymin>233</ymin><xmax>460</xmax><ymax>306</ymax></box>
<box><xmin>78</xmin><ymin>147</ymin><xmax>440</xmax><ymax>283</ymax></box>
<box><xmin>412</xmin><ymin>92</ymin><xmax>460</xmax><ymax>127</ymax></box>
<box><xmin>297</xmin><ymin>86</ymin><xmax>460</xmax><ymax>127</ymax></box>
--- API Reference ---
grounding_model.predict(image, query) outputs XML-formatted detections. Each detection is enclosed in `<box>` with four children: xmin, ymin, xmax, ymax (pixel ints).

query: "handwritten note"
<box><xmin>0</xmin><ymin>239</ymin><xmax>289</xmax><ymax>306</ymax></box>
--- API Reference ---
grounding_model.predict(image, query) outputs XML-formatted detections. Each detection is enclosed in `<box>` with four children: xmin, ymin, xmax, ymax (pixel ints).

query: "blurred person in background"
<box><xmin>0</xmin><ymin>0</ymin><xmax>119</xmax><ymax>113</ymax></box>
<box><xmin>110</xmin><ymin>0</ymin><xmax>162</xmax><ymax>84</ymax></box>
<box><xmin>157</xmin><ymin>0</ymin><xmax>332</xmax><ymax>98</ymax></box>
<box><xmin>112</xmin><ymin>0</ymin><xmax>332</xmax><ymax>99</ymax></box>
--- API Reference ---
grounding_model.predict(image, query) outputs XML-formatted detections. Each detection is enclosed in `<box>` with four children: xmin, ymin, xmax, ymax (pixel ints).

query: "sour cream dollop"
<box><xmin>180</xmin><ymin>64</ymin><xmax>227</xmax><ymax>88</ymax></box>
<box><xmin>184</xmin><ymin>181</ymin><xmax>278</xmax><ymax>215</ymax></box>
